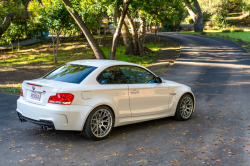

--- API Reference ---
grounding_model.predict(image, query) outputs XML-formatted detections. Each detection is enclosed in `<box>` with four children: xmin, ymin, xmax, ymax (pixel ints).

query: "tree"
<box><xmin>183</xmin><ymin>0</ymin><xmax>203</xmax><ymax>32</ymax></box>
<box><xmin>118</xmin><ymin>10</ymin><xmax>134</xmax><ymax>55</ymax></box>
<box><xmin>61</xmin><ymin>0</ymin><xmax>105</xmax><ymax>59</ymax></box>
<box><xmin>110</xmin><ymin>0</ymin><xmax>131</xmax><ymax>60</ymax></box>
<box><xmin>0</xmin><ymin>0</ymin><xmax>31</xmax><ymax>40</ymax></box>
<box><xmin>28</xmin><ymin>0</ymin><xmax>72</xmax><ymax>63</ymax></box>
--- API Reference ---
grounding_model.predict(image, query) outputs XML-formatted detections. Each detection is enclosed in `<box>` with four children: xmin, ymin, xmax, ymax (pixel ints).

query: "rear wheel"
<box><xmin>82</xmin><ymin>106</ymin><xmax>114</xmax><ymax>141</ymax></box>
<box><xmin>174</xmin><ymin>94</ymin><xmax>194</xmax><ymax>120</ymax></box>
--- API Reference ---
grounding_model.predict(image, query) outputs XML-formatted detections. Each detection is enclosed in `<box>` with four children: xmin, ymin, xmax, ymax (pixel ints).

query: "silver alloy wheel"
<box><xmin>180</xmin><ymin>96</ymin><xmax>193</xmax><ymax>119</ymax></box>
<box><xmin>91</xmin><ymin>109</ymin><xmax>112</xmax><ymax>138</ymax></box>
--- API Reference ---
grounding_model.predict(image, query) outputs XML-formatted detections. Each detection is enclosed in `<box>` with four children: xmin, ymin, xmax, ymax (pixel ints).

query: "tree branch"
<box><xmin>62</xmin><ymin>0</ymin><xmax>105</xmax><ymax>59</ymax></box>
<box><xmin>183</xmin><ymin>0</ymin><xmax>196</xmax><ymax>21</ymax></box>
<box><xmin>0</xmin><ymin>12</ymin><xmax>31</xmax><ymax>39</ymax></box>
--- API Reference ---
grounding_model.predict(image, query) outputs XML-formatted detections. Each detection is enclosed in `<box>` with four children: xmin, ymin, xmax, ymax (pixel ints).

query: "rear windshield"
<box><xmin>43</xmin><ymin>64</ymin><xmax>97</xmax><ymax>84</ymax></box>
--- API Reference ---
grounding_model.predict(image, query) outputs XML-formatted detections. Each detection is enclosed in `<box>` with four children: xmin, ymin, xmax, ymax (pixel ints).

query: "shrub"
<box><xmin>184</xmin><ymin>15</ymin><xmax>194</xmax><ymax>24</ymax></box>
<box><xmin>231</xmin><ymin>28</ymin><xmax>244</xmax><ymax>32</ymax></box>
<box><xmin>188</xmin><ymin>18</ymin><xmax>194</xmax><ymax>24</ymax></box>
<box><xmin>221</xmin><ymin>29</ymin><xmax>231</xmax><ymax>33</ymax></box>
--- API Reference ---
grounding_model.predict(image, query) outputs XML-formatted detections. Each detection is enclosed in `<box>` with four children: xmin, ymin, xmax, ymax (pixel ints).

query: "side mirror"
<box><xmin>156</xmin><ymin>77</ymin><xmax>163</xmax><ymax>83</ymax></box>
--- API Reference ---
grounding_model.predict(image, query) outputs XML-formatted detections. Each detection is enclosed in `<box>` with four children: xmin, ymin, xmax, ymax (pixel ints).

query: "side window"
<box><xmin>120</xmin><ymin>66</ymin><xmax>156</xmax><ymax>84</ymax></box>
<box><xmin>97</xmin><ymin>66</ymin><xmax>127</xmax><ymax>84</ymax></box>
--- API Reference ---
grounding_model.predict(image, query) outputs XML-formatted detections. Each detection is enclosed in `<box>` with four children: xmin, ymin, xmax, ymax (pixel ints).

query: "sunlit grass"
<box><xmin>0</xmin><ymin>38</ymin><xmax>164</xmax><ymax>68</ymax></box>
<box><xmin>101</xmin><ymin>43</ymin><xmax>163</xmax><ymax>67</ymax></box>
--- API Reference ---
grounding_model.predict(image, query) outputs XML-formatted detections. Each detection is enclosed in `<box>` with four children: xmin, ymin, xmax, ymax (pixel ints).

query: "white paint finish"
<box><xmin>84</xmin><ymin>84</ymin><xmax>131</xmax><ymax>118</ymax></box>
<box><xmin>81</xmin><ymin>91</ymin><xmax>92</xmax><ymax>100</ymax></box>
<box><xmin>17</xmin><ymin>98</ymin><xmax>92</xmax><ymax>130</ymax></box>
<box><xmin>114</xmin><ymin>110</ymin><xmax>175</xmax><ymax>127</ymax></box>
<box><xmin>128</xmin><ymin>83</ymin><xmax>170</xmax><ymax>116</ymax></box>
<box><xmin>16</xmin><ymin>60</ymin><xmax>195</xmax><ymax>132</ymax></box>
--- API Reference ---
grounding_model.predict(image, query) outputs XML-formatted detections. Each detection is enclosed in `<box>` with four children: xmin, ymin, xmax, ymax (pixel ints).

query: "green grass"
<box><xmin>0</xmin><ymin>85</ymin><xmax>21</xmax><ymax>96</ymax></box>
<box><xmin>0</xmin><ymin>42</ymin><xmax>163</xmax><ymax>68</ymax></box>
<box><xmin>180</xmin><ymin>30</ymin><xmax>250</xmax><ymax>42</ymax></box>
<box><xmin>101</xmin><ymin>43</ymin><xmax>162</xmax><ymax>67</ymax></box>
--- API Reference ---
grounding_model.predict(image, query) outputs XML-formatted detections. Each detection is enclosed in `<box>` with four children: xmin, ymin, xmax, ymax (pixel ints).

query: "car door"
<box><xmin>96</xmin><ymin>66</ymin><xmax>131</xmax><ymax>118</ymax></box>
<box><xmin>120</xmin><ymin>66</ymin><xmax>170</xmax><ymax>117</ymax></box>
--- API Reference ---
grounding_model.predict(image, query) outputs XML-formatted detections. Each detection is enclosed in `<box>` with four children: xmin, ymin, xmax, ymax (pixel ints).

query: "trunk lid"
<box><xmin>22</xmin><ymin>79</ymin><xmax>76</xmax><ymax>106</ymax></box>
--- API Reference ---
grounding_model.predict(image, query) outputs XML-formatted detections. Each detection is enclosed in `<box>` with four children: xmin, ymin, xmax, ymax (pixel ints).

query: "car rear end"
<box><xmin>16</xmin><ymin>63</ymin><xmax>97</xmax><ymax>131</ymax></box>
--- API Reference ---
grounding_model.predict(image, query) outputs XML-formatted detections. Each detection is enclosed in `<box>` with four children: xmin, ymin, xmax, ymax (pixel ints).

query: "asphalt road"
<box><xmin>1</xmin><ymin>32</ymin><xmax>250</xmax><ymax>166</ymax></box>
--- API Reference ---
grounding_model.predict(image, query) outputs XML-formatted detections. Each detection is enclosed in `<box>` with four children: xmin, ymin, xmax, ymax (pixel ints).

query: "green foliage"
<box><xmin>240</xmin><ymin>0</ymin><xmax>250</xmax><ymax>14</ymax></box>
<box><xmin>0</xmin><ymin>0</ymin><xmax>31</xmax><ymax>45</ymax></box>
<box><xmin>198</xmin><ymin>0</ymin><xmax>231</xmax><ymax>27</ymax></box>
<box><xmin>139</xmin><ymin>0</ymin><xmax>184</xmax><ymax>27</ymax></box>
<box><xmin>185</xmin><ymin>15</ymin><xmax>194</xmax><ymax>24</ymax></box>
<box><xmin>28</xmin><ymin>0</ymin><xmax>72</xmax><ymax>32</ymax></box>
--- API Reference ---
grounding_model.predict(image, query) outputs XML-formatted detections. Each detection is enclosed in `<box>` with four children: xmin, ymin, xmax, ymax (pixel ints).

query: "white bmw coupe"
<box><xmin>17</xmin><ymin>60</ymin><xmax>195</xmax><ymax>140</ymax></box>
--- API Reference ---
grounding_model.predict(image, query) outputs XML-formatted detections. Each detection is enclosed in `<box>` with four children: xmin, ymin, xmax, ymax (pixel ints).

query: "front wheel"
<box><xmin>174</xmin><ymin>94</ymin><xmax>194</xmax><ymax>120</ymax></box>
<box><xmin>82</xmin><ymin>106</ymin><xmax>114</xmax><ymax>141</ymax></box>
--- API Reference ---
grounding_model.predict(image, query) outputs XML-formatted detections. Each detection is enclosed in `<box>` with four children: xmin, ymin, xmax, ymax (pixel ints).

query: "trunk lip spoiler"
<box><xmin>27</xmin><ymin>83</ymin><xmax>42</xmax><ymax>87</ymax></box>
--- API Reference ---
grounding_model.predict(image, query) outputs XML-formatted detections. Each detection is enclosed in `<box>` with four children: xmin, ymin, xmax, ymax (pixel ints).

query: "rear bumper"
<box><xmin>17</xmin><ymin>112</ymin><xmax>54</xmax><ymax>127</ymax></box>
<box><xmin>16</xmin><ymin>97</ymin><xmax>92</xmax><ymax>131</ymax></box>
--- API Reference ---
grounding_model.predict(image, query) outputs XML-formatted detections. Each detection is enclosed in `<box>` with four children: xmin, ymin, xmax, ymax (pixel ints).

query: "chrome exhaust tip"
<box><xmin>45</xmin><ymin>126</ymin><xmax>53</xmax><ymax>130</ymax></box>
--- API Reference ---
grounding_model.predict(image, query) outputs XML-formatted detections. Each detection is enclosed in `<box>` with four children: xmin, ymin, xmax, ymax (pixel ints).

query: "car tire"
<box><xmin>82</xmin><ymin>106</ymin><xmax>114</xmax><ymax>141</ymax></box>
<box><xmin>174</xmin><ymin>94</ymin><xmax>194</xmax><ymax>121</ymax></box>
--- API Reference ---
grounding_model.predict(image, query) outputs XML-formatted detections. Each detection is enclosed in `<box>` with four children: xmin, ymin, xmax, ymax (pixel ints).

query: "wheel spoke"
<box><xmin>179</xmin><ymin>96</ymin><xmax>193</xmax><ymax>119</ymax></box>
<box><xmin>90</xmin><ymin>108</ymin><xmax>112</xmax><ymax>138</ymax></box>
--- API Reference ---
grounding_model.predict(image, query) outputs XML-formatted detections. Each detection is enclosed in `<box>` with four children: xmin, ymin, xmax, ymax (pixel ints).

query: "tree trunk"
<box><xmin>126</xmin><ymin>13</ymin><xmax>139</xmax><ymax>55</ymax></box>
<box><xmin>121</xmin><ymin>22</ymin><xmax>133</xmax><ymax>55</ymax></box>
<box><xmin>110</xmin><ymin>0</ymin><xmax>131</xmax><ymax>60</ymax></box>
<box><xmin>183</xmin><ymin>0</ymin><xmax>203</xmax><ymax>32</ymax></box>
<box><xmin>51</xmin><ymin>28</ymin><xmax>56</xmax><ymax>63</ymax></box>
<box><xmin>118</xmin><ymin>9</ymin><xmax>133</xmax><ymax>55</ymax></box>
<box><xmin>193</xmin><ymin>0</ymin><xmax>203</xmax><ymax>32</ymax></box>
<box><xmin>17</xmin><ymin>37</ymin><xmax>19</xmax><ymax>51</ymax></box>
<box><xmin>113</xmin><ymin>5</ymin><xmax>118</xmax><ymax>34</ymax></box>
<box><xmin>150</xmin><ymin>24</ymin><xmax>152</xmax><ymax>33</ymax></box>
<box><xmin>55</xmin><ymin>32</ymin><xmax>60</xmax><ymax>64</ymax></box>
<box><xmin>0</xmin><ymin>12</ymin><xmax>31</xmax><ymax>39</ymax></box>
<box><xmin>154</xmin><ymin>24</ymin><xmax>157</xmax><ymax>45</ymax></box>
<box><xmin>98</xmin><ymin>22</ymin><xmax>101</xmax><ymax>46</ymax></box>
<box><xmin>139</xmin><ymin>14</ymin><xmax>146</xmax><ymax>47</ymax></box>
<box><xmin>61</xmin><ymin>0</ymin><xmax>105</xmax><ymax>59</ymax></box>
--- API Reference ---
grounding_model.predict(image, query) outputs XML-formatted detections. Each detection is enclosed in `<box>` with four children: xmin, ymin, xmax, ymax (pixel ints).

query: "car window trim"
<box><xmin>96</xmin><ymin>65</ymin><xmax>127</xmax><ymax>85</ymax></box>
<box><xmin>96</xmin><ymin>65</ymin><xmax>159</xmax><ymax>85</ymax></box>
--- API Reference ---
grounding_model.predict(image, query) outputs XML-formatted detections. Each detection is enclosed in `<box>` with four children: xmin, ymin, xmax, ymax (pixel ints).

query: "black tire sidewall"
<box><xmin>175</xmin><ymin>94</ymin><xmax>194</xmax><ymax>121</ymax></box>
<box><xmin>83</xmin><ymin>106</ymin><xmax>114</xmax><ymax>141</ymax></box>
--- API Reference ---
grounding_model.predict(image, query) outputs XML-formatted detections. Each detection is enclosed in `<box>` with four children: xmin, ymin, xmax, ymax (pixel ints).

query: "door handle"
<box><xmin>130</xmin><ymin>89</ymin><xmax>139</xmax><ymax>94</ymax></box>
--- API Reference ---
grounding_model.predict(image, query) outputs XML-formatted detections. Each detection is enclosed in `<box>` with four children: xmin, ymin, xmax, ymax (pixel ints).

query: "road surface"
<box><xmin>0</xmin><ymin>32</ymin><xmax>250</xmax><ymax>165</ymax></box>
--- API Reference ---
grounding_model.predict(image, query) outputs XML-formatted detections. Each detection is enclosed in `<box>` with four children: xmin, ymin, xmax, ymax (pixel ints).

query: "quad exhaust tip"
<box><xmin>41</xmin><ymin>125</ymin><xmax>53</xmax><ymax>130</ymax></box>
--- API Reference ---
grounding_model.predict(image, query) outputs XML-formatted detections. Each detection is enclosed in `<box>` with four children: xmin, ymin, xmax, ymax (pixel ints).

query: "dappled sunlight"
<box><xmin>0</xmin><ymin>35</ymin><xmax>180</xmax><ymax>94</ymax></box>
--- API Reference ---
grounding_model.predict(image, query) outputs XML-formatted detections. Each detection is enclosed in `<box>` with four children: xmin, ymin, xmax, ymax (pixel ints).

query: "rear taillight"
<box><xmin>20</xmin><ymin>86</ymin><xmax>23</xmax><ymax>97</ymax></box>
<box><xmin>48</xmin><ymin>93</ymin><xmax>74</xmax><ymax>105</ymax></box>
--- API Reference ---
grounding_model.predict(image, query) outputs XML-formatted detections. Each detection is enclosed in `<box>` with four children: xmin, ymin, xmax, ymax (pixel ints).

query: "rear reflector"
<box><xmin>20</xmin><ymin>86</ymin><xmax>23</xmax><ymax>97</ymax></box>
<box><xmin>48</xmin><ymin>93</ymin><xmax>74</xmax><ymax>105</ymax></box>
<box><xmin>27</xmin><ymin>83</ymin><xmax>42</xmax><ymax>87</ymax></box>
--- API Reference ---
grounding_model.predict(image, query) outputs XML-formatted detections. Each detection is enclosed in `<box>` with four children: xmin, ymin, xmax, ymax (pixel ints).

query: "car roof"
<box><xmin>67</xmin><ymin>59</ymin><xmax>138</xmax><ymax>67</ymax></box>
